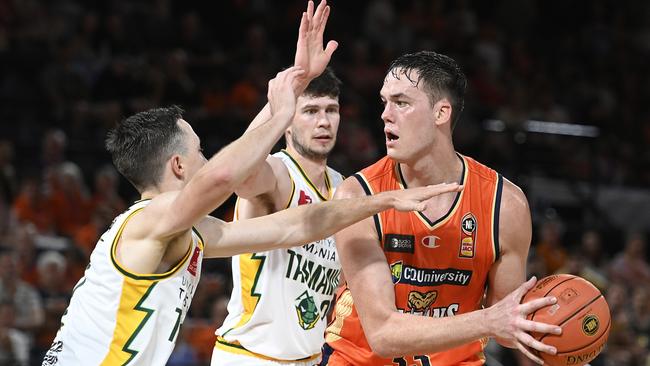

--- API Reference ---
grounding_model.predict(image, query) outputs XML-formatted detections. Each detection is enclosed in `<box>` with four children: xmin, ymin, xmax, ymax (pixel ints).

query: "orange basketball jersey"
<box><xmin>325</xmin><ymin>154</ymin><xmax>503</xmax><ymax>366</ymax></box>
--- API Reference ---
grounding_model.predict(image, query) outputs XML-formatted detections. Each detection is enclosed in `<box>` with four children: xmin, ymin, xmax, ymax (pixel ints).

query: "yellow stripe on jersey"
<box><xmin>325</xmin><ymin>289</ymin><xmax>354</xmax><ymax>343</ymax></box>
<box><xmin>110</xmin><ymin>207</ymin><xmax>193</xmax><ymax>280</ymax></box>
<box><xmin>284</xmin><ymin>175</ymin><xmax>296</xmax><ymax>210</ymax></box>
<box><xmin>101</xmin><ymin>279</ymin><xmax>157</xmax><ymax>365</ymax></box>
<box><xmin>223</xmin><ymin>253</ymin><xmax>266</xmax><ymax>333</ymax></box>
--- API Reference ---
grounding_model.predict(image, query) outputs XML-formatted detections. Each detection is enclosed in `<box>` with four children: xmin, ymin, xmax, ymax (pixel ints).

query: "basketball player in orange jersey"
<box><xmin>323</xmin><ymin>51</ymin><xmax>562</xmax><ymax>366</ymax></box>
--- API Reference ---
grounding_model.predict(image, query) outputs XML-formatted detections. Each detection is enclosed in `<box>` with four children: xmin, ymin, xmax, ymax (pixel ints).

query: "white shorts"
<box><xmin>211</xmin><ymin>345</ymin><xmax>321</xmax><ymax>366</ymax></box>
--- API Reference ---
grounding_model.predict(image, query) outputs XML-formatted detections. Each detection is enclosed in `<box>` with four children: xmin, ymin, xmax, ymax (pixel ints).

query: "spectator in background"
<box><xmin>534</xmin><ymin>219</ymin><xmax>568</xmax><ymax>276</ymax></box>
<box><xmin>0</xmin><ymin>250</ymin><xmax>44</xmax><ymax>333</ymax></box>
<box><xmin>609</xmin><ymin>232</ymin><xmax>650</xmax><ymax>286</ymax></box>
<box><xmin>90</xmin><ymin>164</ymin><xmax>126</xmax><ymax>218</ymax></box>
<box><xmin>0</xmin><ymin>301</ymin><xmax>30</xmax><ymax>366</ymax></box>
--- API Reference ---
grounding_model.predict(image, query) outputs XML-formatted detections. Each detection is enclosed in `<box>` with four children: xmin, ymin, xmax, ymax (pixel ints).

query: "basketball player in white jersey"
<box><xmin>213</xmin><ymin>68</ymin><xmax>343</xmax><ymax>365</ymax></box>
<box><xmin>41</xmin><ymin>2</ymin><xmax>463</xmax><ymax>365</ymax></box>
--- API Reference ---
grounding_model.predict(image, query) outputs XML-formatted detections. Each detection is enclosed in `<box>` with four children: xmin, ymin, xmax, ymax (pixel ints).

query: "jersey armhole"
<box><xmin>492</xmin><ymin>173</ymin><xmax>504</xmax><ymax>262</ymax></box>
<box><xmin>352</xmin><ymin>173</ymin><xmax>383</xmax><ymax>243</ymax></box>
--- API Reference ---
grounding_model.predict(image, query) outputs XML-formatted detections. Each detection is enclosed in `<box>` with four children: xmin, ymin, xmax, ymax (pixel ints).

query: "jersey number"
<box><xmin>392</xmin><ymin>355</ymin><xmax>431</xmax><ymax>366</ymax></box>
<box><xmin>168</xmin><ymin>308</ymin><xmax>183</xmax><ymax>341</ymax></box>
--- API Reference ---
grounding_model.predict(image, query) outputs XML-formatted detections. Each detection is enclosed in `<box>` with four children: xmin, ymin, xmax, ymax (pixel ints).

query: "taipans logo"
<box><xmin>421</xmin><ymin>236</ymin><xmax>441</xmax><ymax>249</ymax></box>
<box><xmin>295</xmin><ymin>290</ymin><xmax>319</xmax><ymax>330</ymax></box>
<box><xmin>390</xmin><ymin>261</ymin><xmax>403</xmax><ymax>284</ymax></box>
<box><xmin>389</xmin><ymin>261</ymin><xmax>472</xmax><ymax>287</ymax></box>
<box><xmin>408</xmin><ymin>290</ymin><xmax>438</xmax><ymax>311</ymax></box>
<box><xmin>582</xmin><ymin>315</ymin><xmax>599</xmax><ymax>336</ymax></box>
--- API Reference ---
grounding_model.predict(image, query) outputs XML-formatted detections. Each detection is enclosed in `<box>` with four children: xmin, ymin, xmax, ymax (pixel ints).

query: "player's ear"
<box><xmin>433</xmin><ymin>98</ymin><xmax>452</xmax><ymax>126</ymax></box>
<box><xmin>170</xmin><ymin>154</ymin><xmax>184</xmax><ymax>179</ymax></box>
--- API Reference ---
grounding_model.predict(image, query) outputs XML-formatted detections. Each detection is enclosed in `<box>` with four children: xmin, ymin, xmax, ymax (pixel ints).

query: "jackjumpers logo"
<box><xmin>294</xmin><ymin>290</ymin><xmax>319</xmax><ymax>330</ymax></box>
<box><xmin>389</xmin><ymin>261</ymin><xmax>472</xmax><ymax>287</ymax></box>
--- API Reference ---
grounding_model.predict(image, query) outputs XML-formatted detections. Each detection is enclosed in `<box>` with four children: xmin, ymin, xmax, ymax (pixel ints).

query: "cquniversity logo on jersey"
<box><xmin>390</xmin><ymin>261</ymin><xmax>472</xmax><ymax>287</ymax></box>
<box><xmin>294</xmin><ymin>290</ymin><xmax>319</xmax><ymax>330</ymax></box>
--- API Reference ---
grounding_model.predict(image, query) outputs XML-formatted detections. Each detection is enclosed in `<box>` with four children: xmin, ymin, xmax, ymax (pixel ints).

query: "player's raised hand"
<box><xmin>294</xmin><ymin>0</ymin><xmax>338</xmax><ymax>87</ymax></box>
<box><xmin>381</xmin><ymin>183</ymin><xmax>463</xmax><ymax>212</ymax></box>
<box><xmin>267</xmin><ymin>66</ymin><xmax>305</xmax><ymax>122</ymax></box>
<box><xmin>485</xmin><ymin>277</ymin><xmax>563</xmax><ymax>365</ymax></box>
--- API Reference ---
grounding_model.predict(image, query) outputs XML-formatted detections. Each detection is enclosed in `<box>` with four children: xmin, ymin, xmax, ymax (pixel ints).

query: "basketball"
<box><xmin>522</xmin><ymin>274</ymin><xmax>611</xmax><ymax>366</ymax></box>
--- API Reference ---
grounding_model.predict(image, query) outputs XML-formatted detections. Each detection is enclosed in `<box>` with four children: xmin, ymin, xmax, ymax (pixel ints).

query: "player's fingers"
<box><xmin>513</xmin><ymin>276</ymin><xmax>537</xmax><ymax>300</ymax></box>
<box><xmin>516</xmin><ymin>343</ymin><xmax>545</xmax><ymax>365</ymax></box>
<box><xmin>519</xmin><ymin>319</ymin><xmax>562</xmax><ymax>335</ymax></box>
<box><xmin>519</xmin><ymin>296</ymin><xmax>557</xmax><ymax>315</ymax></box>
<box><xmin>313</xmin><ymin>0</ymin><xmax>326</xmax><ymax>26</ymax></box>
<box><xmin>297</xmin><ymin>12</ymin><xmax>308</xmax><ymax>39</ymax></box>
<box><xmin>317</xmin><ymin>5</ymin><xmax>330</xmax><ymax>36</ymax></box>
<box><xmin>425</xmin><ymin>182</ymin><xmax>460</xmax><ymax>195</ymax></box>
<box><xmin>517</xmin><ymin>332</ymin><xmax>557</xmax><ymax>356</ymax></box>
<box><xmin>306</xmin><ymin>1</ymin><xmax>314</xmax><ymax>24</ymax></box>
<box><xmin>324</xmin><ymin>40</ymin><xmax>338</xmax><ymax>58</ymax></box>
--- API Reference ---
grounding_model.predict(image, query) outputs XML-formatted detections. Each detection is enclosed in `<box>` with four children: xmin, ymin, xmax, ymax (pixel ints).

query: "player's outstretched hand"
<box><xmin>381</xmin><ymin>183</ymin><xmax>463</xmax><ymax>212</ymax></box>
<box><xmin>267</xmin><ymin>66</ymin><xmax>305</xmax><ymax>122</ymax></box>
<box><xmin>294</xmin><ymin>0</ymin><xmax>338</xmax><ymax>88</ymax></box>
<box><xmin>485</xmin><ymin>277</ymin><xmax>563</xmax><ymax>365</ymax></box>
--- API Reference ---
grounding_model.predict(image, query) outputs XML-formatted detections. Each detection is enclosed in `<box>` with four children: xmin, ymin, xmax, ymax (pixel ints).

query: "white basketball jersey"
<box><xmin>217</xmin><ymin>150</ymin><xmax>344</xmax><ymax>361</ymax></box>
<box><xmin>43</xmin><ymin>200</ymin><xmax>204</xmax><ymax>366</ymax></box>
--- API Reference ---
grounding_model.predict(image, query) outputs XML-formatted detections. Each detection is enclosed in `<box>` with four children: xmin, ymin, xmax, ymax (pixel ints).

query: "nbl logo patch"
<box><xmin>459</xmin><ymin>213</ymin><xmax>477</xmax><ymax>258</ymax></box>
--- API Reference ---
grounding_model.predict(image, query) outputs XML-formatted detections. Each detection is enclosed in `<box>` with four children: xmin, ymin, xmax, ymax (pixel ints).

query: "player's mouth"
<box><xmin>385</xmin><ymin>131</ymin><xmax>399</xmax><ymax>145</ymax></box>
<box><xmin>314</xmin><ymin>134</ymin><xmax>332</xmax><ymax>142</ymax></box>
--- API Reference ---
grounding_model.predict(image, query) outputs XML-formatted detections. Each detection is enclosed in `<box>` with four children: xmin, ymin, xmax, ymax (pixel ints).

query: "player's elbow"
<box><xmin>366</xmin><ymin>323</ymin><xmax>400</xmax><ymax>358</ymax></box>
<box><xmin>205</xmin><ymin>167</ymin><xmax>236</xmax><ymax>191</ymax></box>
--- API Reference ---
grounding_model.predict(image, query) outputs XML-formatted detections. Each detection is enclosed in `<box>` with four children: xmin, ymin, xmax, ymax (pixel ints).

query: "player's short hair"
<box><xmin>105</xmin><ymin>105</ymin><xmax>186</xmax><ymax>192</ymax></box>
<box><xmin>303</xmin><ymin>67</ymin><xmax>342</xmax><ymax>99</ymax></box>
<box><xmin>388</xmin><ymin>51</ymin><xmax>467</xmax><ymax>130</ymax></box>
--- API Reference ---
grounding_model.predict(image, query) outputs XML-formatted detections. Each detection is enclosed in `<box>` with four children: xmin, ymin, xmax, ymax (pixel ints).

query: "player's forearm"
<box><xmin>244</xmin><ymin>103</ymin><xmax>272</xmax><ymax>133</ymax></box>
<box><xmin>279</xmin><ymin>193</ymin><xmax>394</xmax><ymax>247</ymax></box>
<box><xmin>204</xmin><ymin>112</ymin><xmax>291</xmax><ymax>190</ymax></box>
<box><xmin>368</xmin><ymin>308</ymin><xmax>492</xmax><ymax>357</ymax></box>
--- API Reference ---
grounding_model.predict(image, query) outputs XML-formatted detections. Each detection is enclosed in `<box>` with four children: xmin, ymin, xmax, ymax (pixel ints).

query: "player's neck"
<box><xmin>286</xmin><ymin>147</ymin><xmax>329</xmax><ymax>192</ymax></box>
<box><xmin>400</xmin><ymin>146</ymin><xmax>462</xmax><ymax>188</ymax></box>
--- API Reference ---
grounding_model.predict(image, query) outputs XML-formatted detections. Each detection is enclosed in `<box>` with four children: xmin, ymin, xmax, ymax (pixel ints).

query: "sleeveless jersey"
<box><xmin>216</xmin><ymin>150</ymin><xmax>344</xmax><ymax>361</ymax></box>
<box><xmin>325</xmin><ymin>154</ymin><xmax>503</xmax><ymax>366</ymax></box>
<box><xmin>43</xmin><ymin>200</ymin><xmax>204</xmax><ymax>366</ymax></box>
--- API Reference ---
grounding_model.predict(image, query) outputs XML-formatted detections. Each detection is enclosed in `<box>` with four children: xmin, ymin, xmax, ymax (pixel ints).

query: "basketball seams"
<box><xmin>537</xmin><ymin>294</ymin><xmax>603</xmax><ymax>343</ymax></box>
<box><xmin>553</xmin><ymin>315</ymin><xmax>611</xmax><ymax>355</ymax></box>
<box><xmin>527</xmin><ymin>276</ymin><xmax>576</xmax><ymax>322</ymax></box>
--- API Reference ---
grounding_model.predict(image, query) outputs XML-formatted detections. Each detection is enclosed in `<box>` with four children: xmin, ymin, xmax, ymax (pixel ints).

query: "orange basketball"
<box><xmin>521</xmin><ymin>274</ymin><xmax>611</xmax><ymax>366</ymax></box>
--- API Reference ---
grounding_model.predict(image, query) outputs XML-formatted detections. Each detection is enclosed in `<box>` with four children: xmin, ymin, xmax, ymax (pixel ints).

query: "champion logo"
<box><xmin>422</xmin><ymin>236</ymin><xmax>441</xmax><ymax>248</ymax></box>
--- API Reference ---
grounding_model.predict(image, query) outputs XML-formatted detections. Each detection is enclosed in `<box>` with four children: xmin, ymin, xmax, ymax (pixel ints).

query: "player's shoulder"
<box><xmin>357</xmin><ymin>156</ymin><xmax>395</xmax><ymax>182</ymax></box>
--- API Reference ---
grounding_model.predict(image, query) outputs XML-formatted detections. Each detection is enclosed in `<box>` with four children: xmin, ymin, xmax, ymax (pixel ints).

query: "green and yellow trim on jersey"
<box><xmin>101</xmin><ymin>280</ymin><xmax>157</xmax><ymax>365</ymax></box>
<box><xmin>215</xmin><ymin>337</ymin><xmax>321</xmax><ymax>363</ymax></box>
<box><xmin>395</xmin><ymin>154</ymin><xmax>467</xmax><ymax>231</ymax></box>
<box><xmin>222</xmin><ymin>252</ymin><xmax>266</xmax><ymax>335</ymax></box>
<box><xmin>280</xmin><ymin>149</ymin><xmax>332</xmax><ymax>201</ymax></box>
<box><xmin>109</xmin><ymin>207</ymin><xmax>195</xmax><ymax>281</ymax></box>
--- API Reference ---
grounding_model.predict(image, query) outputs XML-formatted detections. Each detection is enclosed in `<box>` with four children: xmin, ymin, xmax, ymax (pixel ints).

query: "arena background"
<box><xmin>0</xmin><ymin>0</ymin><xmax>648</xmax><ymax>365</ymax></box>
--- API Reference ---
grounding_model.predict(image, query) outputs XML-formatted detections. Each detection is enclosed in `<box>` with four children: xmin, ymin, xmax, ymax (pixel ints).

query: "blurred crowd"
<box><xmin>0</xmin><ymin>0</ymin><xmax>648</xmax><ymax>365</ymax></box>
